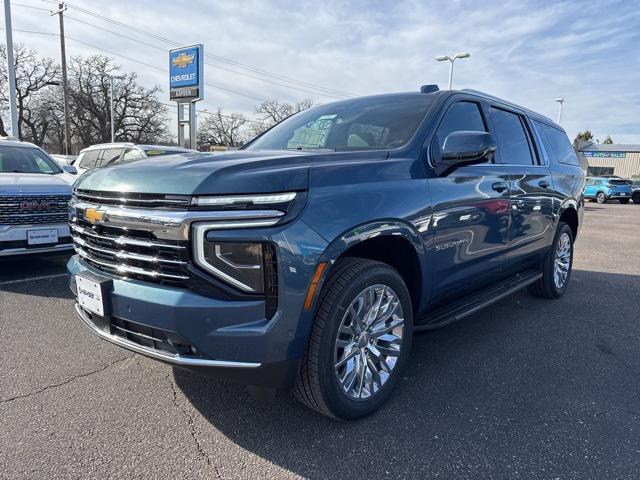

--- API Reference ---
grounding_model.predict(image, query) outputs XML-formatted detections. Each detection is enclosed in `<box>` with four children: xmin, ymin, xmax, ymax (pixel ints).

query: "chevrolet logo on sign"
<box><xmin>172</xmin><ymin>52</ymin><xmax>195</xmax><ymax>69</ymax></box>
<box><xmin>84</xmin><ymin>207</ymin><xmax>105</xmax><ymax>225</ymax></box>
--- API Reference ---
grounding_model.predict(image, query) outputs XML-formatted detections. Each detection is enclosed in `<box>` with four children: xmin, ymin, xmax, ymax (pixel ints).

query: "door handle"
<box><xmin>539</xmin><ymin>180</ymin><xmax>550</xmax><ymax>189</ymax></box>
<box><xmin>491</xmin><ymin>181</ymin><xmax>508</xmax><ymax>192</ymax></box>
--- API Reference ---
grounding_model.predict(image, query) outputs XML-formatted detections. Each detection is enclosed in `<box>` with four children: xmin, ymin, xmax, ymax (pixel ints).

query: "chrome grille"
<box><xmin>0</xmin><ymin>194</ymin><xmax>70</xmax><ymax>225</ymax></box>
<box><xmin>70</xmin><ymin>219</ymin><xmax>190</xmax><ymax>285</ymax></box>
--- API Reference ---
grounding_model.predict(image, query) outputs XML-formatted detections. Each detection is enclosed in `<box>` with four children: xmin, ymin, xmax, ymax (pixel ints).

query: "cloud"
<box><xmin>3</xmin><ymin>0</ymin><xmax>640</xmax><ymax>142</ymax></box>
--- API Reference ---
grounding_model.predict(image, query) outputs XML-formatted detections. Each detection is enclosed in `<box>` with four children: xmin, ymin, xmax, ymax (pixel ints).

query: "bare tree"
<box><xmin>250</xmin><ymin>98</ymin><xmax>313</xmax><ymax>138</ymax></box>
<box><xmin>197</xmin><ymin>109</ymin><xmax>248</xmax><ymax>149</ymax></box>
<box><xmin>68</xmin><ymin>55</ymin><xmax>168</xmax><ymax>147</ymax></box>
<box><xmin>0</xmin><ymin>43</ymin><xmax>60</xmax><ymax>141</ymax></box>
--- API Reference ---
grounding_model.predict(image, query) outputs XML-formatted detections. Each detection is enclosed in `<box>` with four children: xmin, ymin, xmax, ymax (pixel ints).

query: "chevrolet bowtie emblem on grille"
<box><xmin>84</xmin><ymin>207</ymin><xmax>104</xmax><ymax>225</ymax></box>
<box><xmin>172</xmin><ymin>52</ymin><xmax>195</xmax><ymax>68</ymax></box>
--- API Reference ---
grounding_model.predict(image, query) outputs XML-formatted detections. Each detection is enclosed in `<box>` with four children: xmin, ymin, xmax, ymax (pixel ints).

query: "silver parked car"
<box><xmin>0</xmin><ymin>137</ymin><xmax>76</xmax><ymax>257</ymax></box>
<box><xmin>71</xmin><ymin>143</ymin><xmax>193</xmax><ymax>175</ymax></box>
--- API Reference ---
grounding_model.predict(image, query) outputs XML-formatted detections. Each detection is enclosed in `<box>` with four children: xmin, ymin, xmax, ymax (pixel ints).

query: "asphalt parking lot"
<box><xmin>1</xmin><ymin>203</ymin><xmax>639</xmax><ymax>479</ymax></box>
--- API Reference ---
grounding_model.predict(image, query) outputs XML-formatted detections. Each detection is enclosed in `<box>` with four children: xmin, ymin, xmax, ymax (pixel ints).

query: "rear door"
<box><xmin>488</xmin><ymin>106</ymin><xmax>554</xmax><ymax>261</ymax></box>
<box><xmin>428</xmin><ymin>99</ymin><xmax>512</xmax><ymax>300</ymax></box>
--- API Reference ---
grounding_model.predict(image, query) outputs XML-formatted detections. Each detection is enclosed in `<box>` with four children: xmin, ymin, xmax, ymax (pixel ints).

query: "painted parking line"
<box><xmin>0</xmin><ymin>273</ymin><xmax>69</xmax><ymax>286</ymax></box>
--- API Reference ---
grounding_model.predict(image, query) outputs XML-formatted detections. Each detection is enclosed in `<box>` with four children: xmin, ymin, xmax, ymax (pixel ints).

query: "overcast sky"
<box><xmin>4</xmin><ymin>0</ymin><xmax>640</xmax><ymax>143</ymax></box>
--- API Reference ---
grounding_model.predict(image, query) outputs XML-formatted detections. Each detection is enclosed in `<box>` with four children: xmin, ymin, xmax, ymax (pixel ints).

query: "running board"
<box><xmin>415</xmin><ymin>269</ymin><xmax>542</xmax><ymax>330</ymax></box>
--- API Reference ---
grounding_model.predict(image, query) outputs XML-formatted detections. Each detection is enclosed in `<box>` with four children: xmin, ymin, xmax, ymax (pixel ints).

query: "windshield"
<box><xmin>0</xmin><ymin>146</ymin><xmax>62</xmax><ymax>174</ymax></box>
<box><xmin>245</xmin><ymin>95</ymin><xmax>436</xmax><ymax>151</ymax></box>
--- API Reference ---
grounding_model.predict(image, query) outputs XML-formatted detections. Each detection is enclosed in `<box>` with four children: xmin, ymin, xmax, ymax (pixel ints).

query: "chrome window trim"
<box><xmin>192</xmin><ymin>220</ymin><xmax>279</xmax><ymax>293</ymax></box>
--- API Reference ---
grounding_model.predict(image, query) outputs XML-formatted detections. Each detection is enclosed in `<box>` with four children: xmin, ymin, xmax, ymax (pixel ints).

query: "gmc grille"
<box><xmin>0</xmin><ymin>194</ymin><xmax>71</xmax><ymax>225</ymax></box>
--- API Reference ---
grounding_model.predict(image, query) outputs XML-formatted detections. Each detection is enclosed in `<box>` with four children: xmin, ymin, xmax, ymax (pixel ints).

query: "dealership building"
<box><xmin>577</xmin><ymin>143</ymin><xmax>640</xmax><ymax>178</ymax></box>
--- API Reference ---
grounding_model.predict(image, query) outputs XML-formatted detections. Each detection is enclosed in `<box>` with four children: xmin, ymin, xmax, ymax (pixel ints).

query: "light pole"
<box><xmin>434</xmin><ymin>52</ymin><xmax>470</xmax><ymax>90</ymax></box>
<box><xmin>3</xmin><ymin>0</ymin><xmax>19</xmax><ymax>138</ymax></box>
<box><xmin>105</xmin><ymin>74</ymin><xmax>125</xmax><ymax>142</ymax></box>
<box><xmin>555</xmin><ymin>98</ymin><xmax>564</xmax><ymax>124</ymax></box>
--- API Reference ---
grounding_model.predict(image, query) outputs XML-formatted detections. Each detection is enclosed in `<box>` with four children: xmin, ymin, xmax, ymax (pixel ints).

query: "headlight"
<box><xmin>195</xmin><ymin>237</ymin><xmax>268</xmax><ymax>293</ymax></box>
<box><xmin>194</xmin><ymin>192</ymin><xmax>297</xmax><ymax>209</ymax></box>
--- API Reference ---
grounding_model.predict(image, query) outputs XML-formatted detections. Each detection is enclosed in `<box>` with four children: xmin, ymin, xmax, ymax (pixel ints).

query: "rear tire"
<box><xmin>633</xmin><ymin>192</ymin><xmax>640</xmax><ymax>205</ymax></box>
<box><xmin>620</xmin><ymin>198</ymin><xmax>630</xmax><ymax>204</ymax></box>
<box><xmin>293</xmin><ymin>258</ymin><xmax>413</xmax><ymax>420</ymax></box>
<box><xmin>528</xmin><ymin>222</ymin><xmax>574</xmax><ymax>299</ymax></box>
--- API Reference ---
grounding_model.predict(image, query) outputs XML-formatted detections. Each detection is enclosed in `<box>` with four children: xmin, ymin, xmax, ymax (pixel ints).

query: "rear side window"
<box><xmin>79</xmin><ymin>150</ymin><xmax>100</xmax><ymax>169</ymax></box>
<box><xmin>491</xmin><ymin>108</ymin><xmax>535</xmax><ymax>165</ymax></box>
<box><xmin>100</xmin><ymin>148</ymin><xmax>123</xmax><ymax>167</ymax></box>
<box><xmin>122</xmin><ymin>148</ymin><xmax>145</xmax><ymax>163</ymax></box>
<box><xmin>536</xmin><ymin>122</ymin><xmax>580</xmax><ymax>166</ymax></box>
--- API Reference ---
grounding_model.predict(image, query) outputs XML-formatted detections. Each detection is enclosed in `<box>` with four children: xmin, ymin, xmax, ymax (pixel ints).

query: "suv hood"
<box><xmin>0</xmin><ymin>172</ymin><xmax>74</xmax><ymax>194</ymax></box>
<box><xmin>74</xmin><ymin>149</ymin><xmax>383</xmax><ymax>195</ymax></box>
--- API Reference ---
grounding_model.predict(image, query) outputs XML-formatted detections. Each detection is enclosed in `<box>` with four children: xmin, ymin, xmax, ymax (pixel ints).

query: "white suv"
<box><xmin>72</xmin><ymin>143</ymin><xmax>192</xmax><ymax>175</ymax></box>
<box><xmin>0</xmin><ymin>137</ymin><xmax>76</xmax><ymax>256</ymax></box>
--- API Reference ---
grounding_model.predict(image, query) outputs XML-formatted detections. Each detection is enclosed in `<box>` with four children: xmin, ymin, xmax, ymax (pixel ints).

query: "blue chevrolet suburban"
<box><xmin>68</xmin><ymin>87</ymin><xmax>584</xmax><ymax>419</ymax></box>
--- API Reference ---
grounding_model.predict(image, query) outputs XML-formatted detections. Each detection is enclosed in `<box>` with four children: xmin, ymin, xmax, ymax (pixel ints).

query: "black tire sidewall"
<box><xmin>596</xmin><ymin>192</ymin><xmax>606</xmax><ymax>204</ymax></box>
<box><xmin>316</xmin><ymin>263</ymin><xmax>413</xmax><ymax>419</ymax></box>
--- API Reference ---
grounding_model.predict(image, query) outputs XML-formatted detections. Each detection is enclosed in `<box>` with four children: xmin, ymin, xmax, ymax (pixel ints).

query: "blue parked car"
<box><xmin>584</xmin><ymin>177</ymin><xmax>633</xmax><ymax>204</ymax></box>
<box><xmin>67</xmin><ymin>86</ymin><xmax>584</xmax><ymax>419</ymax></box>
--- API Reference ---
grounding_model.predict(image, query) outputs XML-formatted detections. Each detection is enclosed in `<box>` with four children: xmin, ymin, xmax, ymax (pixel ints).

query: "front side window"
<box><xmin>245</xmin><ymin>95</ymin><xmax>436</xmax><ymax>151</ymax></box>
<box><xmin>0</xmin><ymin>146</ymin><xmax>61</xmax><ymax>174</ymax></box>
<box><xmin>434</xmin><ymin>101</ymin><xmax>487</xmax><ymax>153</ymax></box>
<box><xmin>491</xmin><ymin>108</ymin><xmax>535</xmax><ymax>165</ymax></box>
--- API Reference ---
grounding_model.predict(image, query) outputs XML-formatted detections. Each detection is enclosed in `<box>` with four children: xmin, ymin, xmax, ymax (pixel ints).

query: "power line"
<box><xmin>41</xmin><ymin>0</ymin><xmax>356</xmax><ymax>98</ymax></box>
<box><xmin>61</xmin><ymin>14</ymin><xmax>347</xmax><ymax>100</ymax></box>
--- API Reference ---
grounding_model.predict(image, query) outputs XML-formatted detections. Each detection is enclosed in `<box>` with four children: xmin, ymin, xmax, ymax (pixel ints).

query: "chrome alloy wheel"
<box><xmin>554</xmin><ymin>232</ymin><xmax>572</xmax><ymax>289</ymax></box>
<box><xmin>333</xmin><ymin>284</ymin><xmax>405</xmax><ymax>401</ymax></box>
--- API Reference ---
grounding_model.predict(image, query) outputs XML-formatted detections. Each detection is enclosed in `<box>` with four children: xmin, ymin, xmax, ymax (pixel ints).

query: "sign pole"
<box><xmin>189</xmin><ymin>101</ymin><xmax>197</xmax><ymax>150</ymax></box>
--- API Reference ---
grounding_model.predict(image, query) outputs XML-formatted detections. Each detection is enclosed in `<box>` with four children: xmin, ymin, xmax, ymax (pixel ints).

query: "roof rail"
<box><xmin>0</xmin><ymin>135</ymin><xmax>20</xmax><ymax>141</ymax></box>
<box><xmin>461</xmin><ymin>89</ymin><xmax>556</xmax><ymax>124</ymax></box>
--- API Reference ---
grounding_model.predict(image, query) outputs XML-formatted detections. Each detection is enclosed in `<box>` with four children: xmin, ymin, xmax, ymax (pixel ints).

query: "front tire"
<box><xmin>294</xmin><ymin>258</ymin><xmax>413</xmax><ymax>420</ymax></box>
<box><xmin>528</xmin><ymin>222</ymin><xmax>574</xmax><ymax>299</ymax></box>
<box><xmin>596</xmin><ymin>192</ymin><xmax>606</xmax><ymax>204</ymax></box>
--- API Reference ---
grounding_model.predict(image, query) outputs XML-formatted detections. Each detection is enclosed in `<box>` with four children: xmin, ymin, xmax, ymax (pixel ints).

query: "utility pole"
<box><xmin>51</xmin><ymin>3</ymin><xmax>71</xmax><ymax>154</ymax></box>
<box><xmin>105</xmin><ymin>74</ymin><xmax>125</xmax><ymax>142</ymax></box>
<box><xmin>3</xmin><ymin>0</ymin><xmax>19</xmax><ymax>138</ymax></box>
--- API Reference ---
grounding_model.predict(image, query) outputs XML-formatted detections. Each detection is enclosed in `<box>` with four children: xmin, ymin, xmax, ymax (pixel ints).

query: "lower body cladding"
<box><xmin>67</xmin><ymin>220</ymin><xmax>328</xmax><ymax>390</ymax></box>
<box><xmin>0</xmin><ymin>223</ymin><xmax>73</xmax><ymax>256</ymax></box>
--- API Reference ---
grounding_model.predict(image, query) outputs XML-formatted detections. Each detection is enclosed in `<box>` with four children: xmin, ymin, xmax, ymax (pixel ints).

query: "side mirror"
<box><xmin>62</xmin><ymin>165</ymin><xmax>78</xmax><ymax>175</ymax></box>
<box><xmin>433</xmin><ymin>131</ymin><xmax>496</xmax><ymax>176</ymax></box>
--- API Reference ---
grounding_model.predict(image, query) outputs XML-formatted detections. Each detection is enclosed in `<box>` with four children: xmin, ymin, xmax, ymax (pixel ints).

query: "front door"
<box><xmin>428</xmin><ymin>100</ymin><xmax>511</xmax><ymax>300</ymax></box>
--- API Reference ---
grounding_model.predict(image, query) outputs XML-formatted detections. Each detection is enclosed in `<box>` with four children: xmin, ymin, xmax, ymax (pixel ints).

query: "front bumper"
<box><xmin>0</xmin><ymin>223</ymin><xmax>73</xmax><ymax>256</ymax></box>
<box><xmin>67</xmin><ymin>214</ymin><xmax>327</xmax><ymax>388</ymax></box>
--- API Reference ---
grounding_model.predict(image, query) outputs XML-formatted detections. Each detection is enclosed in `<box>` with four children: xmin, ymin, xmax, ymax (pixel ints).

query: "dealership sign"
<box><xmin>169</xmin><ymin>44</ymin><xmax>204</xmax><ymax>101</ymax></box>
<box><xmin>582</xmin><ymin>151</ymin><xmax>626</xmax><ymax>158</ymax></box>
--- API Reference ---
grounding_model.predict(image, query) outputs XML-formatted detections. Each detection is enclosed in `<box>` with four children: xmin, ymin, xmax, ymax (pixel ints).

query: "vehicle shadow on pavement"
<box><xmin>173</xmin><ymin>269</ymin><xmax>640</xmax><ymax>479</ymax></box>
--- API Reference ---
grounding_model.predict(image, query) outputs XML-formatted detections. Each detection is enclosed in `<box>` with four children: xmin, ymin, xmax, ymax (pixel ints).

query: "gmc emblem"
<box><xmin>20</xmin><ymin>200</ymin><xmax>51</xmax><ymax>210</ymax></box>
